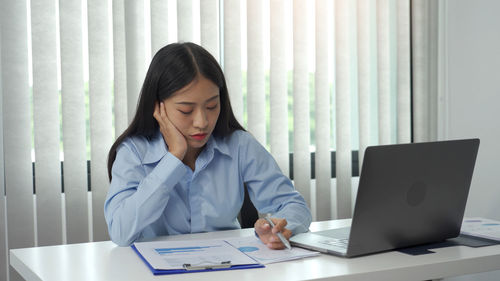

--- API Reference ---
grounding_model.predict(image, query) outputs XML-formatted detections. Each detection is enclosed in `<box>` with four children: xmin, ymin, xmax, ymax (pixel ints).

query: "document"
<box><xmin>224</xmin><ymin>235</ymin><xmax>320</xmax><ymax>264</ymax></box>
<box><xmin>132</xmin><ymin>235</ymin><xmax>319</xmax><ymax>275</ymax></box>
<box><xmin>133</xmin><ymin>239</ymin><xmax>259</xmax><ymax>271</ymax></box>
<box><xmin>461</xmin><ymin>217</ymin><xmax>500</xmax><ymax>241</ymax></box>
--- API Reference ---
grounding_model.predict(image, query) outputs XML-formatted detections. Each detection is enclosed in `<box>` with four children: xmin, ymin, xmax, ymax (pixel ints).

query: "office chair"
<box><xmin>238</xmin><ymin>184</ymin><xmax>259</xmax><ymax>228</ymax></box>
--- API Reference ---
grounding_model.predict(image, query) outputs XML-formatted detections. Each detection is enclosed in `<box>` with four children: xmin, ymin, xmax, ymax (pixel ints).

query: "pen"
<box><xmin>264</xmin><ymin>216</ymin><xmax>292</xmax><ymax>250</ymax></box>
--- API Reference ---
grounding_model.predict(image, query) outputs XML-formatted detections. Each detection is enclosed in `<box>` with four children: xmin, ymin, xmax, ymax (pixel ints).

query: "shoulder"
<box><xmin>117</xmin><ymin>132</ymin><xmax>166</xmax><ymax>164</ymax></box>
<box><xmin>118</xmin><ymin>135</ymin><xmax>148</xmax><ymax>156</ymax></box>
<box><xmin>217</xmin><ymin>130</ymin><xmax>261</xmax><ymax>150</ymax></box>
<box><xmin>214</xmin><ymin>130</ymin><xmax>269</xmax><ymax>160</ymax></box>
<box><xmin>226</xmin><ymin>129</ymin><xmax>253</xmax><ymax>143</ymax></box>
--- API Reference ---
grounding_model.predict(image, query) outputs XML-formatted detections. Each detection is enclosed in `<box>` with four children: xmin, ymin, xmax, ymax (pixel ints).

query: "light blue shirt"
<box><xmin>105</xmin><ymin>130</ymin><xmax>312</xmax><ymax>246</ymax></box>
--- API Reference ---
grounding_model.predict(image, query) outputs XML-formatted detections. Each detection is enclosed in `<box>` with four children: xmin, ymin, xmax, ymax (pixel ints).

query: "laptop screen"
<box><xmin>346</xmin><ymin>138</ymin><xmax>480</xmax><ymax>257</ymax></box>
<box><xmin>290</xmin><ymin>138</ymin><xmax>480</xmax><ymax>258</ymax></box>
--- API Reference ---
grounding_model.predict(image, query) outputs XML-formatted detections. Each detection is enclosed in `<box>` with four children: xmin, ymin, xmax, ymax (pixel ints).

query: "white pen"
<box><xmin>264</xmin><ymin>215</ymin><xmax>292</xmax><ymax>250</ymax></box>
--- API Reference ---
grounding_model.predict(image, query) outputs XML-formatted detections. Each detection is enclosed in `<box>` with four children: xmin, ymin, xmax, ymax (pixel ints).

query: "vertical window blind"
<box><xmin>1</xmin><ymin>1</ymin><xmax>33</xmax><ymax>280</ymax></box>
<box><xmin>0</xmin><ymin>1</ymin><xmax>436</xmax><ymax>280</ymax></box>
<box><xmin>314</xmin><ymin>0</ymin><xmax>332</xmax><ymax>220</ymax></box>
<box><xmin>334</xmin><ymin>0</ymin><xmax>352</xmax><ymax>220</ymax></box>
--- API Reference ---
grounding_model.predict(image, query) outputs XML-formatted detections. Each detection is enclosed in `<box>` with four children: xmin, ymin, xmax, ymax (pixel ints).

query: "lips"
<box><xmin>191</xmin><ymin>133</ymin><xmax>207</xmax><ymax>141</ymax></box>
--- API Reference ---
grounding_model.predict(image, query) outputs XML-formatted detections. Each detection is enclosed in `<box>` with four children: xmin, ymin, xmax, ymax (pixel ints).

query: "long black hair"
<box><xmin>107</xmin><ymin>42</ymin><xmax>244</xmax><ymax>180</ymax></box>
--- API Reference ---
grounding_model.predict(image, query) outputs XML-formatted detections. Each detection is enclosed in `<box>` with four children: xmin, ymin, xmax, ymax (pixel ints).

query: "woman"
<box><xmin>105</xmin><ymin>42</ymin><xmax>311</xmax><ymax>247</ymax></box>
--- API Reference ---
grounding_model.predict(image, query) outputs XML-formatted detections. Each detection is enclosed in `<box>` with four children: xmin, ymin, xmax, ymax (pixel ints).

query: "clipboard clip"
<box><xmin>183</xmin><ymin>261</ymin><xmax>232</xmax><ymax>271</ymax></box>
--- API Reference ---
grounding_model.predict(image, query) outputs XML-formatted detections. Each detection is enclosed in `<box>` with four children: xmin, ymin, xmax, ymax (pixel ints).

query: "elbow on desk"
<box><xmin>105</xmin><ymin>208</ymin><xmax>141</xmax><ymax>246</ymax></box>
<box><xmin>107</xmin><ymin>223</ymin><xmax>140</xmax><ymax>247</ymax></box>
<box><xmin>111</xmin><ymin>236</ymin><xmax>135</xmax><ymax>247</ymax></box>
<box><xmin>110</xmin><ymin>232</ymin><xmax>137</xmax><ymax>247</ymax></box>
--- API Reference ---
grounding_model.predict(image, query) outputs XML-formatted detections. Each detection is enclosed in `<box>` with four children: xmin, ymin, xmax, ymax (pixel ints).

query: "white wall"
<box><xmin>441</xmin><ymin>0</ymin><xmax>500</xmax><ymax>280</ymax></box>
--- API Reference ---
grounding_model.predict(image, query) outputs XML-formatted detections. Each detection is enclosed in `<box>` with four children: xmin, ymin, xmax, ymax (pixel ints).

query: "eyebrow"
<box><xmin>175</xmin><ymin>94</ymin><xmax>220</xmax><ymax>105</ymax></box>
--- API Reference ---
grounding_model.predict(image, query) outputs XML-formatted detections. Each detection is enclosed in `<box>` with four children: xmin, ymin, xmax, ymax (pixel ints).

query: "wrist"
<box><xmin>169</xmin><ymin>149</ymin><xmax>186</xmax><ymax>160</ymax></box>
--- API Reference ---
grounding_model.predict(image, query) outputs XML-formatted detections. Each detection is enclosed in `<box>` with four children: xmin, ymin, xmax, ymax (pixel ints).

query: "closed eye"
<box><xmin>178</xmin><ymin>110</ymin><xmax>192</xmax><ymax>115</ymax></box>
<box><xmin>207</xmin><ymin>104</ymin><xmax>218</xmax><ymax>110</ymax></box>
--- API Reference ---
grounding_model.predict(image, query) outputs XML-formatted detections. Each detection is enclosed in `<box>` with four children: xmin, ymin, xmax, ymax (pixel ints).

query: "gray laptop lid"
<box><xmin>292</xmin><ymin>139</ymin><xmax>480</xmax><ymax>257</ymax></box>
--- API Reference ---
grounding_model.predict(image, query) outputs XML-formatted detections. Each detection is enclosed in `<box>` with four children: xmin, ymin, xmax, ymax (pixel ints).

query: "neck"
<box><xmin>183</xmin><ymin>146</ymin><xmax>203</xmax><ymax>171</ymax></box>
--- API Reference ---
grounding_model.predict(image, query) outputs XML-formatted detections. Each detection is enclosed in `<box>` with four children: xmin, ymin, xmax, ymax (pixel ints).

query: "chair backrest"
<box><xmin>238</xmin><ymin>184</ymin><xmax>259</xmax><ymax>228</ymax></box>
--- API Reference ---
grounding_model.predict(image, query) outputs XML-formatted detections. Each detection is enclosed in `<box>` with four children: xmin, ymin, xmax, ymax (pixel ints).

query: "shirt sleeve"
<box><xmin>238</xmin><ymin>132</ymin><xmax>312</xmax><ymax>235</ymax></box>
<box><xmin>104</xmin><ymin>140</ymin><xmax>187</xmax><ymax>246</ymax></box>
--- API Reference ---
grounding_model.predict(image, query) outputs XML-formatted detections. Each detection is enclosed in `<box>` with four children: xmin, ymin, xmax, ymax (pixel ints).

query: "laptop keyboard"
<box><xmin>315</xmin><ymin>227</ymin><xmax>351</xmax><ymax>249</ymax></box>
<box><xmin>320</xmin><ymin>238</ymin><xmax>349</xmax><ymax>249</ymax></box>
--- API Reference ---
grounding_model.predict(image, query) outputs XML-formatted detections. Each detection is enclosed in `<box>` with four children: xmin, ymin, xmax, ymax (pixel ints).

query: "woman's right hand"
<box><xmin>153</xmin><ymin>102</ymin><xmax>187</xmax><ymax>161</ymax></box>
<box><xmin>254</xmin><ymin>217</ymin><xmax>292</xmax><ymax>250</ymax></box>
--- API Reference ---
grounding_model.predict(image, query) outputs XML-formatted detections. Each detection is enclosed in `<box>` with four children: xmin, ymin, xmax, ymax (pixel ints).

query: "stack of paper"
<box><xmin>461</xmin><ymin>217</ymin><xmax>500</xmax><ymax>241</ymax></box>
<box><xmin>224</xmin><ymin>236</ymin><xmax>320</xmax><ymax>264</ymax></box>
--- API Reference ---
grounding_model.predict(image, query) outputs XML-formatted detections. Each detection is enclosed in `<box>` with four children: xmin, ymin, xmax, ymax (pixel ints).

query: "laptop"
<box><xmin>290</xmin><ymin>138</ymin><xmax>480</xmax><ymax>257</ymax></box>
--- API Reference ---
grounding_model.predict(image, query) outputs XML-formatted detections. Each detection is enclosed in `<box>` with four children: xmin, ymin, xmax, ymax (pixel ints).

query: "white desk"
<box><xmin>10</xmin><ymin>220</ymin><xmax>500</xmax><ymax>281</ymax></box>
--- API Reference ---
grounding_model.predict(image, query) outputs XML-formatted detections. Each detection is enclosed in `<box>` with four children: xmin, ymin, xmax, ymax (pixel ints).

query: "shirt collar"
<box><xmin>142</xmin><ymin>130</ymin><xmax>232</xmax><ymax>164</ymax></box>
<box><xmin>208</xmin><ymin>134</ymin><xmax>232</xmax><ymax>159</ymax></box>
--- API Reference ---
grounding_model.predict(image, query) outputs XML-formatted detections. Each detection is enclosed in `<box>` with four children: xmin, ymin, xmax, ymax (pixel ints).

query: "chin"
<box><xmin>188</xmin><ymin>140</ymin><xmax>208</xmax><ymax>148</ymax></box>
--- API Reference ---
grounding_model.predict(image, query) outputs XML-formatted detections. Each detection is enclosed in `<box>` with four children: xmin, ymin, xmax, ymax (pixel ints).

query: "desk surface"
<box><xmin>10</xmin><ymin>219</ymin><xmax>500</xmax><ymax>281</ymax></box>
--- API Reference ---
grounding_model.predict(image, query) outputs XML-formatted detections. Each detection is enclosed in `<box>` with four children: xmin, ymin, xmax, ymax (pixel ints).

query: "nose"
<box><xmin>193</xmin><ymin>108</ymin><xmax>208</xmax><ymax>129</ymax></box>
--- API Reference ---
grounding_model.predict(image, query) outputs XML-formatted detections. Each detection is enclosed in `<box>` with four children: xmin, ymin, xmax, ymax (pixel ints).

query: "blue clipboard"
<box><xmin>131</xmin><ymin>245</ymin><xmax>265</xmax><ymax>275</ymax></box>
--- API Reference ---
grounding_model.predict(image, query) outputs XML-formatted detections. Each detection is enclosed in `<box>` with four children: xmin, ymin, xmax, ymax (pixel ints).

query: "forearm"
<box><xmin>105</xmin><ymin>152</ymin><xmax>186</xmax><ymax>246</ymax></box>
<box><xmin>273</xmin><ymin>200</ymin><xmax>312</xmax><ymax>235</ymax></box>
<box><xmin>248</xmin><ymin>175</ymin><xmax>312</xmax><ymax>235</ymax></box>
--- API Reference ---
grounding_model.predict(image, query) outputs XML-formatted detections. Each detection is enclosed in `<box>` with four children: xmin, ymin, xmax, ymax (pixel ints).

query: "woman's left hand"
<box><xmin>254</xmin><ymin>217</ymin><xmax>292</xmax><ymax>249</ymax></box>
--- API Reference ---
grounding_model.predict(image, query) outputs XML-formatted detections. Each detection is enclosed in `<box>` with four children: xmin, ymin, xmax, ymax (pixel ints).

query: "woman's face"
<box><xmin>162</xmin><ymin>75</ymin><xmax>221</xmax><ymax>150</ymax></box>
